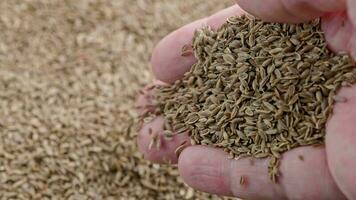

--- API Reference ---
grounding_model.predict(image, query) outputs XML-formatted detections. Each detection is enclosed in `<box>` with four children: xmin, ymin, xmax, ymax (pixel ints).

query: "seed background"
<box><xmin>0</xmin><ymin>0</ymin><xmax>237</xmax><ymax>199</ymax></box>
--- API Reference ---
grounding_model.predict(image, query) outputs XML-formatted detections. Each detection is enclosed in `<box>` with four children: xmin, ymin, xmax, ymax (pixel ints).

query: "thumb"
<box><xmin>236</xmin><ymin>0</ymin><xmax>346</xmax><ymax>23</ymax></box>
<box><xmin>178</xmin><ymin>146</ymin><xmax>345</xmax><ymax>199</ymax></box>
<box><xmin>326</xmin><ymin>85</ymin><xmax>356</xmax><ymax>199</ymax></box>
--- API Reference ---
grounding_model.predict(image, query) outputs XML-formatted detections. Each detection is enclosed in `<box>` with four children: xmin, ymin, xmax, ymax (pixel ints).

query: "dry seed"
<box><xmin>266</xmin><ymin>129</ymin><xmax>278</xmax><ymax>135</ymax></box>
<box><xmin>181</xmin><ymin>44</ymin><xmax>194</xmax><ymax>56</ymax></box>
<box><xmin>263</xmin><ymin>102</ymin><xmax>276</xmax><ymax>111</ymax></box>
<box><xmin>175</xmin><ymin>141</ymin><xmax>189</xmax><ymax>158</ymax></box>
<box><xmin>240</xmin><ymin>176</ymin><xmax>246</xmax><ymax>185</ymax></box>
<box><xmin>298</xmin><ymin>155</ymin><xmax>304</xmax><ymax>161</ymax></box>
<box><xmin>333</xmin><ymin>95</ymin><xmax>347</xmax><ymax>103</ymax></box>
<box><xmin>266</xmin><ymin>36</ymin><xmax>280</xmax><ymax>43</ymax></box>
<box><xmin>269</xmin><ymin>48</ymin><xmax>283</xmax><ymax>55</ymax></box>
<box><xmin>223</xmin><ymin>54</ymin><xmax>235</xmax><ymax>64</ymax></box>
<box><xmin>316</xmin><ymin>91</ymin><xmax>323</xmax><ymax>102</ymax></box>
<box><xmin>248</xmin><ymin>34</ymin><xmax>256</xmax><ymax>47</ymax></box>
<box><xmin>262</xmin><ymin>58</ymin><xmax>273</xmax><ymax>67</ymax></box>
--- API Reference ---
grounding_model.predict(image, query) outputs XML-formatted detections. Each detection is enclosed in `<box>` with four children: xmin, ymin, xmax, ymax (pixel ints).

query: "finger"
<box><xmin>321</xmin><ymin>11</ymin><xmax>356</xmax><ymax>60</ymax></box>
<box><xmin>136</xmin><ymin>83</ymin><xmax>158</xmax><ymax>116</ymax></box>
<box><xmin>178</xmin><ymin>146</ymin><xmax>345</xmax><ymax>200</ymax></box>
<box><xmin>137</xmin><ymin>116</ymin><xmax>190</xmax><ymax>164</ymax></box>
<box><xmin>236</xmin><ymin>0</ymin><xmax>346</xmax><ymax>23</ymax></box>
<box><xmin>136</xmin><ymin>85</ymin><xmax>190</xmax><ymax>164</ymax></box>
<box><xmin>348</xmin><ymin>0</ymin><xmax>356</xmax><ymax>27</ymax></box>
<box><xmin>326</xmin><ymin>85</ymin><xmax>356</xmax><ymax>199</ymax></box>
<box><xmin>151</xmin><ymin>5</ymin><xmax>246</xmax><ymax>83</ymax></box>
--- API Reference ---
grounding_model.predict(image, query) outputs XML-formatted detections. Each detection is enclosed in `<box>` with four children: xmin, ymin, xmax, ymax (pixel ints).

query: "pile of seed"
<box><xmin>0</xmin><ymin>0</ymin><xmax>235</xmax><ymax>199</ymax></box>
<box><xmin>154</xmin><ymin>15</ymin><xmax>356</xmax><ymax>181</ymax></box>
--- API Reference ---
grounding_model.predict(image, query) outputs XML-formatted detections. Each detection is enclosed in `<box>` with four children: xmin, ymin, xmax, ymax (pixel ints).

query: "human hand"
<box><xmin>137</xmin><ymin>1</ymin><xmax>356</xmax><ymax>199</ymax></box>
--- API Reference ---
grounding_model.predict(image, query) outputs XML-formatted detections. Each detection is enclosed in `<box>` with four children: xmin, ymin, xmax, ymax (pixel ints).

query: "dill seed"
<box><xmin>182</xmin><ymin>44</ymin><xmax>194</xmax><ymax>57</ymax></box>
<box><xmin>240</xmin><ymin>176</ymin><xmax>246</xmax><ymax>185</ymax></box>
<box><xmin>333</xmin><ymin>95</ymin><xmax>348</xmax><ymax>103</ymax></box>
<box><xmin>175</xmin><ymin>141</ymin><xmax>189</xmax><ymax>158</ymax></box>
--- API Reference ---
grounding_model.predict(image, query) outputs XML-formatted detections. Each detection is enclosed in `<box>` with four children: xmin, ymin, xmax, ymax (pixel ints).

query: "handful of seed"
<box><xmin>151</xmin><ymin>15</ymin><xmax>356</xmax><ymax>182</ymax></box>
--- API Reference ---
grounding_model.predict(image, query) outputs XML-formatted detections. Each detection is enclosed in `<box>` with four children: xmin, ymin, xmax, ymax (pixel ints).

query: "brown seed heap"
<box><xmin>154</xmin><ymin>15</ymin><xmax>356</xmax><ymax>181</ymax></box>
<box><xmin>0</xmin><ymin>0</ymin><xmax>236</xmax><ymax>199</ymax></box>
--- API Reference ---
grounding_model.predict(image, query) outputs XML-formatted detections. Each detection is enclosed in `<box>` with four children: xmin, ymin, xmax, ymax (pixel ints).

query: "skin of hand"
<box><xmin>137</xmin><ymin>1</ymin><xmax>356</xmax><ymax>199</ymax></box>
